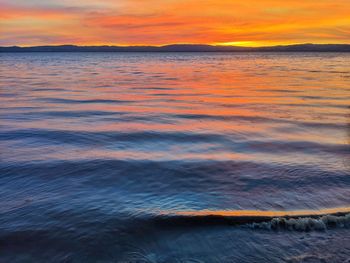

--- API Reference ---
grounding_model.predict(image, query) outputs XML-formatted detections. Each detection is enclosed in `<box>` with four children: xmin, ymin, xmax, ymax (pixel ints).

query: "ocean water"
<box><xmin>0</xmin><ymin>52</ymin><xmax>349</xmax><ymax>262</ymax></box>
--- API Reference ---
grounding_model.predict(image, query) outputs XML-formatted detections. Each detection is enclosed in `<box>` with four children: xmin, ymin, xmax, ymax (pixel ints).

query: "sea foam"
<box><xmin>249</xmin><ymin>213</ymin><xmax>350</xmax><ymax>231</ymax></box>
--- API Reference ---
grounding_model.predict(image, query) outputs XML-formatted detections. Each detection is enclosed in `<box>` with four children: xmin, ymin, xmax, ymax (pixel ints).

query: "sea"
<box><xmin>0</xmin><ymin>52</ymin><xmax>350</xmax><ymax>262</ymax></box>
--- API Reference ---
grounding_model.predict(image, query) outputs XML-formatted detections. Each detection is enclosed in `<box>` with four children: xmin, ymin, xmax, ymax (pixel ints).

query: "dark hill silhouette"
<box><xmin>1</xmin><ymin>44</ymin><xmax>350</xmax><ymax>52</ymax></box>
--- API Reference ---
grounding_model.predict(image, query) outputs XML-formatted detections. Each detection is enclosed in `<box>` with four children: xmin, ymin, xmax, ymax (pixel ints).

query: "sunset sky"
<box><xmin>1</xmin><ymin>0</ymin><xmax>350</xmax><ymax>47</ymax></box>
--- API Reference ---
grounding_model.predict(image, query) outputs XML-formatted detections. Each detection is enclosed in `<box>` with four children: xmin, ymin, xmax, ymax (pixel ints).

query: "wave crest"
<box><xmin>249</xmin><ymin>213</ymin><xmax>350</xmax><ymax>231</ymax></box>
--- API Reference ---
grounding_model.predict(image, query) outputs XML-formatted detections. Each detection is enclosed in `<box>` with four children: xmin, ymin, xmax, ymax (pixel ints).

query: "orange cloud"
<box><xmin>1</xmin><ymin>0</ymin><xmax>349</xmax><ymax>46</ymax></box>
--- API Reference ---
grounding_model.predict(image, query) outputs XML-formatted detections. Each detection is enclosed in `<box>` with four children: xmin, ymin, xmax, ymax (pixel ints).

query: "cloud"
<box><xmin>1</xmin><ymin>0</ymin><xmax>349</xmax><ymax>46</ymax></box>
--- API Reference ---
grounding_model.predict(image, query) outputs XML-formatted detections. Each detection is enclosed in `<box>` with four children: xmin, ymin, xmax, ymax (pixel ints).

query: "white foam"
<box><xmin>250</xmin><ymin>213</ymin><xmax>350</xmax><ymax>231</ymax></box>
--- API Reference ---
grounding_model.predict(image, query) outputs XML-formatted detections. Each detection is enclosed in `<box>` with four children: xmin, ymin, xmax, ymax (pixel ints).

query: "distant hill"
<box><xmin>1</xmin><ymin>44</ymin><xmax>350</xmax><ymax>52</ymax></box>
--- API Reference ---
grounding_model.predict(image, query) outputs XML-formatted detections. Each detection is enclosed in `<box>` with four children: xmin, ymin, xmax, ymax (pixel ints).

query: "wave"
<box><xmin>1</xmin><ymin>110</ymin><xmax>124</xmax><ymax>119</ymax></box>
<box><xmin>249</xmin><ymin>213</ymin><xmax>350</xmax><ymax>231</ymax></box>
<box><xmin>36</xmin><ymin>98</ymin><xmax>133</xmax><ymax>104</ymax></box>
<box><xmin>171</xmin><ymin>113</ymin><xmax>347</xmax><ymax>130</ymax></box>
<box><xmin>2</xmin><ymin>159</ymin><xmax>349</xmax><ymax>191</ymax></box>
<box><xmin>1</xmin><ymin>128</ymin><xmax>347</xmax><ymax>151</ymax></box>
<box><xmin>153</xmin><ymin>208</ymin><xmax>350</xmax><ymax>231</ymax></box>
<box><xmin>0</xmin><ymin>129</ymin><xmax>232</xmax><ymax>145</ymax></box>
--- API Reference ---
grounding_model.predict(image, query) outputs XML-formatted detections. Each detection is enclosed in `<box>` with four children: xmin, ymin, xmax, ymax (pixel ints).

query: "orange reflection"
<box><xmin>164</xmin><ymin>206</ymin><xmax>350</xmax><ymax>217</ymax></box>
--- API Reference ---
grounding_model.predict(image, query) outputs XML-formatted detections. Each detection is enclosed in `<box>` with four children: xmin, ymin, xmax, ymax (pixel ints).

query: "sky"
<box><xmin>1</xmin><ymin>0</ymin><xmax>350</xmax><ymax>47</ymax></box>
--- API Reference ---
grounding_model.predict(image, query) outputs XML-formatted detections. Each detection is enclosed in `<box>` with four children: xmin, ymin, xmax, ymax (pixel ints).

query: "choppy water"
<box><xmin>1</xmin><ymin>52</ymin><xmax>350</xmax><ymax>262</ymax></box>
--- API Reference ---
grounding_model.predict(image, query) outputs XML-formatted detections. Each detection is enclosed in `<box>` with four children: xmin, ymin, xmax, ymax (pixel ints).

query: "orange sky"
<box><xmin>1</xmin><ymin>0</ymin><xmax>350</xmax><ymax>46</ymax></box>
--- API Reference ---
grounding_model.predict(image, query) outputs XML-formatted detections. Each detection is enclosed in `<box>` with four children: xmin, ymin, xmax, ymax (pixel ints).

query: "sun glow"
<box><xmin>215</xmin><ymin>41</ymin><xmax>261</xmax><ymax>47</ymax></box>
<box><xmin>1</xmin><ymin>0</ymin><xmax>350</xmax><ymax>46</ymax></box>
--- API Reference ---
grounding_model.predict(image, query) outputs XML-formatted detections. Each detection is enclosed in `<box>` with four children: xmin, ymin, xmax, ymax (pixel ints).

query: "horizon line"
<box><xmin>2</xmin><ymin>43</ymin><xmax>350</xmax><ymax>48</ymax></box>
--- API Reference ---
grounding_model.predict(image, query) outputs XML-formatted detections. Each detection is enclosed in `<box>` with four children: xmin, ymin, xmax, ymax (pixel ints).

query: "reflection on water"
<box><xmin>165</xmin><ymin>207</ymin><xmax>350</xmax><ymax>217</ymax></box>
<box><xmin>0</xmin><ymin>52</ymin><xmax>350</xmax><ymax>262</ymax></box>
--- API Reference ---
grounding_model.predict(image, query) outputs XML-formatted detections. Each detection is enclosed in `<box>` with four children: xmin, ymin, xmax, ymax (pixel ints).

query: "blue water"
<box><xmin>0</xmin><ymin>52</ymin><xmax>350</xmax><ymax>262</ymax></box>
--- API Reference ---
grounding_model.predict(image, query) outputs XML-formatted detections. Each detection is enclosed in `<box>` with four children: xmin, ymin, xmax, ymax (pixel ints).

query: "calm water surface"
<box><xmin>0</xmin><ymin>52</ymin><xmax>350</xmax><ymax>262</ymax></box>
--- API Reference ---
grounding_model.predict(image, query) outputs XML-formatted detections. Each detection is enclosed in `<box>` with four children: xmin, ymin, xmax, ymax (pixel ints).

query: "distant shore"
<box><xmin>1</xmin><ymin>43</ymin><xmax>350</xmax><ymax>52</ymax></box>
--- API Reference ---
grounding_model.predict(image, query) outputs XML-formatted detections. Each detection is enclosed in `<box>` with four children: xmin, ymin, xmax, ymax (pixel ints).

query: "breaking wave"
<box><xmin>249</xmin><ymin>213</ymin><xmax>350</xmax><ymax>231</ymax></box>
<box><xmin>153</xmin><ymin>208</ymin><xmax>350</xmax><ymax>231</ymax></box>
